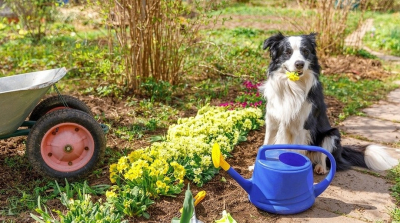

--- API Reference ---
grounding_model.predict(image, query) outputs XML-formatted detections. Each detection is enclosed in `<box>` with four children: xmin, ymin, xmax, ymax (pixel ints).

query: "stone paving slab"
<box><xmin>276</xmin><ymin>208</ymin><xmax>366</xmax><ymax>223</ymax></box>
<box><xmin>363</xmin><ymin>101</ymin><xmax>400</xmax><ymax>122</ymax></box>
<box><xmin>387</xmin><ymin>88</ymin><xmax>400</xmax><ymax>103</ymax></box>
<box><xmin>317</xmin><ymin>169</ymin><xmax>395</xmax><ymax>222</ymax></box>
<box><xmin>278</xmin><ymin>169</ymin><xmax>395</xmax><ymax>222</ymax></box>
<box><xmin>340</xmin><ymin>116</ymin><xmax>400</xmax><ymax>143</ymax></box>
<box><xmin>363</xmin><ymin>46</ymin><xmax>400</xmax><ymax>62</ymax></box>
<box><xmin>345</xmin><ymin>19</ymin><xmax>373</xmax><ymax>48</ymax></box>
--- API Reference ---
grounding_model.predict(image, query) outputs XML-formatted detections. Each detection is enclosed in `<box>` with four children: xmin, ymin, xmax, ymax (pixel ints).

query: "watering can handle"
<box><xmin>258</xmin><ymin>144</ymin><xmax>336</xmax><ymax>197</ymax></box>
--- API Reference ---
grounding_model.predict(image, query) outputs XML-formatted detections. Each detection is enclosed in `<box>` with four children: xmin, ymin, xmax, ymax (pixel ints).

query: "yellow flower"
<box><xmin>286</xmin><ymin>71</ymin><xmax>300</xmax><ymax>81</ymax></box>
<box><xmin>128</xmin><ymin>149</ymin><xmax>144</xmax><ymax>162</ymax></box>
<box><xmin>156</xmin><ymin>180</ymin><xmax>166</xmax><ymax>189</ymax></box>
<box><xmin>110</xmin><ymin>172</ymin><xmax>117</xmax><ymax>183</ymax></box>
<box><xmin>193</xmin><ymin>168</ymin><xmax>202</xmax><ymax>175</ymax></box>
<box><xmin>117</xmin><ymin>157</ymin><xmax>129</xmax><ymax>173</ymax></box>
<box><xmin>193</xmin><ymin>177</ymin><xmax>201</xmax><ymax>184</ymax></box>
<box><xmin>171</xmin><ymin>161</ymin><xmax>186</xmax><ymax>180</ymax></box>
<box><xmin>106</xmin><ymin>190</ymin><xmax>117</xmax><ymax>198</ymax></box>
<box><xmin>109</xmin><ymin>163</ymin><xmax>118</xmax><ymax>173</ymax></box>
<box><xmin>123</xmin><ymin>200</ymin><xmax>131</xmax><ymax>208</ymax></box>
<box><xmin>200</xmin><ymin>155</ymin><xmax>212</xmax><ymax>167</ymax></box>
<box><xmin>243</xmin><ymin>118</ymin><xmax>252</xmax><ymax>130</ymax></box>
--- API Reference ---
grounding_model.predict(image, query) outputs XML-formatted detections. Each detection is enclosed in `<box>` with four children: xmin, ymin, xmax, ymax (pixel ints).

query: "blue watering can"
<box><xmin>212</xmin><ymin>144</ymin><xmax>336</xmax><ymax>215</ymax></box>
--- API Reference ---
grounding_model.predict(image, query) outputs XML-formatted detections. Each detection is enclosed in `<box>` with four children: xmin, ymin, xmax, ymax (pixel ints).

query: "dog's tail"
<box><xmin>341</xmin><ymin>145</ymin><xmax>399</xmax><ymax>171</ymax></box>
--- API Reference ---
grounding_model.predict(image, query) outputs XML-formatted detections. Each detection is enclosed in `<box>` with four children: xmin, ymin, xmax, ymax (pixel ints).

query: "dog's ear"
<box><xmin>263</xmin><ymin>32</ymin><xmax>285</xmax><ymax>50</ymax></box>
<box><xmin>308</xmin><ymin>32</ymin><xmax>318</xmax><ymax>47</ymax></box>
<box><xmin>263</xmin><ymin>33</ymin><xmax>285</xmax><ymax>60</ymax></box>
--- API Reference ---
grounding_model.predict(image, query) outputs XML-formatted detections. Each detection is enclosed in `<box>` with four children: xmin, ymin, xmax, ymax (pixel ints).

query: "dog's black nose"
<box><xmin>295</xmin><ymin>61</ymin><xmax>305</xmax><ymax>70</ymax></box>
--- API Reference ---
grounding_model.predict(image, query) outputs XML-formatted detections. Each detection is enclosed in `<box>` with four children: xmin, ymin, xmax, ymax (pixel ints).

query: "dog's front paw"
<box><xmin>314</xmin><ymin>164</ymin><xmax>328</xmax><ymax>175</ymax></box>
<box><xmin>248</xmin><ymin>165</ymin><xmax>255</xmax><ymax>171</ymax></box>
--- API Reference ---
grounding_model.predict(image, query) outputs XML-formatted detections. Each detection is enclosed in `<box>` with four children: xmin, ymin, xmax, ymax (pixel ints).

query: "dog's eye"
<box><xmin>301</xmin><ymin>49</ymin><xmax>310</xmax><ymax>56</ymax></box>
<box><xmin>285</xmin><ymin>49</ymin><xmax>293</xmax><ymax>56</ymax></box>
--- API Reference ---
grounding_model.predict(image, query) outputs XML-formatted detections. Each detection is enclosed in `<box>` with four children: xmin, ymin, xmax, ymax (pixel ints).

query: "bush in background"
<box><xmin>94</xmin><ymin>0</ymin><xmax>226</xmax><ymax>94</ymax></box>
<box><xmin>296</xmin><ymin>0</ymin><xmax>365</xmax><ymax>57</ymax></box>
<box><xmin>3</xmin><ymin>0</ymin><xmax>59</xmax><ymax>42</ymax></box>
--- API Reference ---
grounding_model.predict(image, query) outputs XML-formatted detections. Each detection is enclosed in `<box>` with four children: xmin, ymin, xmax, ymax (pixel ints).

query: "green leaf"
<box><xmin>142</xmin><ymin>212</ymin><xmax>150</xmax><ymax>219</ymax></box>
<box><xmin>238</xmin><ymin>135</ymin><xmax>247</xmax><ymax>142</ymax></box>
<box><xmin>30</xmin><ymin>214</ymin><xmax>46</xmax><ymax>223</ymax></box>
<box><xmin>180</xmin><ymin>184</ymin><xmax>194</xmax><ymax>223</ymax></box>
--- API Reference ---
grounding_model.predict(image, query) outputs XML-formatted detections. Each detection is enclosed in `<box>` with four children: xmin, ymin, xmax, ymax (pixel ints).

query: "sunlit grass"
<box><xmin>321</xmin><ymin>74</ymin><xmax>398</xmax><ymax>120</ymax></box>
<box><xmin>363</xmin><ymin>12</ymin><xmax>400</xmax><ymax>56</ymax></box>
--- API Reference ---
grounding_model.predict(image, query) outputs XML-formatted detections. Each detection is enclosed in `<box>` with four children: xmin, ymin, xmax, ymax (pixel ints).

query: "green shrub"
<box><xmin>31</xmin><ymin>181</ymin><xmax>124</xmax><ymax>223</ymax></box>
<box><xmin>4</xmin><ymin>0</ymin><xmax>59</xmax><ymax>42</ymax></box>
<box><xmin>140</xmin><ymin>77</ymin><xmax>176</xmax><ymax>103</ymax></box>
<box><xmin>106</xmin><ymin>185</ymin><xmax>154</xmax><ymax>219</ymax></box>
<box><xmin>94</xmin><ymin>0</ymin><xmax>227</xmax><ymax>94</ymax></box>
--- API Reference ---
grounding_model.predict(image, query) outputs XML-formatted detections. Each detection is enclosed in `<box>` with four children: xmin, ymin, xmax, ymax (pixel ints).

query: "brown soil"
<box><xmin>321</xmin><ymin>55</ymin><xmax>391</xmax><ymax>81</ymax></box>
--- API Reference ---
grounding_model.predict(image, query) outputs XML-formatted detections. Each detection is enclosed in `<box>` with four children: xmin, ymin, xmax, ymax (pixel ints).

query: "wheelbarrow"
<box><xmin>0</xmin><ymin>67</ymin><xmax>108</xmax><ymax>180</ymax></box>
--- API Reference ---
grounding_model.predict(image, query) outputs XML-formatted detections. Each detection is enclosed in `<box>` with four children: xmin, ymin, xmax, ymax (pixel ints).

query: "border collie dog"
<box><xmin>261</xmin><ymin>32</ymin><xmax>398</xmax><ymax>174</ymax></box>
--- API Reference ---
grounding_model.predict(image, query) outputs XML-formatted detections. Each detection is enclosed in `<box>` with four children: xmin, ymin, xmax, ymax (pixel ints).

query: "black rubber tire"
<box><xmin>30</xmin><ymin>95</ymin><xmax>92</xmax><ymax>121</ymax></box>
<box><xmin>26</xmin><ymin>109</ymin><xmax>106</xmax><ymax>181</ymax></box>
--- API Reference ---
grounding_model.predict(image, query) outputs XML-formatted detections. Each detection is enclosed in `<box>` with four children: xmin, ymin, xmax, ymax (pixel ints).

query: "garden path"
<box><xmin>276</xmin><ymin>19</ymin><xmax>400</xmax><ymax>223</ymax></box>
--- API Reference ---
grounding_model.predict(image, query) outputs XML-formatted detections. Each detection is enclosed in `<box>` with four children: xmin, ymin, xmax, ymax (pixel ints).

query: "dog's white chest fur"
<box><xmin>264</xmin><ymin>75</ymin><xmax>313</xmax><ymax>125</ymax></box>
<box><xmin>262</xmin><ymin>75</ymin><xmax>313</xmax><ymax>145</ymax></box>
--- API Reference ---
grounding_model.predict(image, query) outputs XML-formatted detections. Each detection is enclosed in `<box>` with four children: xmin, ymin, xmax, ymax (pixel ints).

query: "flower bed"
<box><xmin>107</xmin><ymin>105</ymin><xmax>264</xmax><ymax>218</ymax></box>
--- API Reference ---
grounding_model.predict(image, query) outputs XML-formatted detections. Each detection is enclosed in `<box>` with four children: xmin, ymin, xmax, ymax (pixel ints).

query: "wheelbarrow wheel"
<box><xmin>26</xmin><ymin>109</ymin><xmax>106</xmax><ymax>180</ymax></box>
<box><xmin>30</xmin><ymin>95</ymin><xmax>92</xmax><ymax>121</ymax></box>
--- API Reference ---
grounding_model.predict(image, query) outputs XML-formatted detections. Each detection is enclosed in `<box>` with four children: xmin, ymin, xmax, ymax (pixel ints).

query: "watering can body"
<box><xmin>227</xmin><ymin>144</ymin><xmax>336</xmax><ymax>215</ymax></box>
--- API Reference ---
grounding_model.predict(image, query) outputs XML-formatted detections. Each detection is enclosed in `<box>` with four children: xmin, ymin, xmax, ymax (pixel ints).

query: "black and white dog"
<box><xmin>261</xmin><ymin>32</ymin><xmax>398</xmax><ymax>174</ymax></box>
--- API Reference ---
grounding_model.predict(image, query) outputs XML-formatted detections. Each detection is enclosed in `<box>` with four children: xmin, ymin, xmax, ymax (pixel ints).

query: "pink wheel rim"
<box><xmin>47</xmin><ymin>107</ymin><xmax>68</xmax><ymax>114</ymax></box>
<box><xmin>41</xmin><ymin>122</ymin><xmax>95</xmax><ymax>172</ymax></box>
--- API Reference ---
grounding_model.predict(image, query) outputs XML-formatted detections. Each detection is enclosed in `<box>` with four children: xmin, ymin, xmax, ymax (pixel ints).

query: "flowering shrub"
<box><xmin>31</xmin><ymin>190</ymin><xmax>126</xmax><ymax>223</ymax></box>
<box><xmin>106</xmin><ymin>185</ymin><xmax>154</xmax><ymax>219</ymax></box>
<box><xmin>102</xmin><ymin>105</ymin><xmax>264</xmax><ymax>219</ymax></box>
<box><xmin>220</xmin><ymin>80</ymin><xmax>265</xmax><ymax>109</ymax></box>
<box><xmin>107</xmin><ymin>151</ymin><xmax>185</xmax><ymax>217</ymax></box>
<box><xmin>167</xmin><ymin>105</ymin><xmax>264</xmax><ymax>185</ymax></box>
<box><xmin>60</xmin><ymin>194</ymin><xmax>124</xmax><ymax>223</ymax></box>
<box><xmin>110</xmin><ymin>105</ymin><xmax>264</xmax><ymax>189</ymax></box>
<box><xmin>110</xmin><ymin>153</ymin><xmax>184</xmax><ymax>197</ymax></box>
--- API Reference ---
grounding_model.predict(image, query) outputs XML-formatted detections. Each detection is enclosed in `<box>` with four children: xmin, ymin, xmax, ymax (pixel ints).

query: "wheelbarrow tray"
<box><xmin>0</xmin><ymin>68</ymin><xmax>67</xmax><ymax>136</ymax></box>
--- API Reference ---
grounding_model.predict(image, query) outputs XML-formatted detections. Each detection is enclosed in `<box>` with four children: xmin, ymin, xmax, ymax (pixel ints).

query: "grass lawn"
<box><xmin>363</xmin><ymin>12</ymin><xmax>400</xmax><ymax>56</ymax></box>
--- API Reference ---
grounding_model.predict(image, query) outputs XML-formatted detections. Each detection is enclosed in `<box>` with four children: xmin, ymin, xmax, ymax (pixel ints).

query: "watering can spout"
<box><xmin>212</xmin><ymin>144</ymin><xmax>253</xmax><ymax>194</ymax></box>
<box><xmin>226</xmin><ymin>167</ymin><xmax>253</xmax><ymax>194</ymax></box>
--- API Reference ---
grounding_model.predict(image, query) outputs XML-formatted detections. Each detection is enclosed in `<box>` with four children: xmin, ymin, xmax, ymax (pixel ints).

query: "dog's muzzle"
<box><xmin>295</xmin><ymin>61</ymin><xmax>305</xmax><ymax>75</ymax></box>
